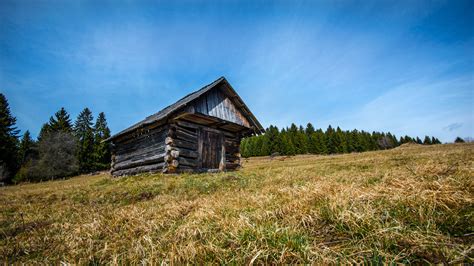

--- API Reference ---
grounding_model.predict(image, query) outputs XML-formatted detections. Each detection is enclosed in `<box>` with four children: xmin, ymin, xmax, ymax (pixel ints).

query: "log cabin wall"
<box><xmin>111</xmin><ymin>120</ymin><xmax>242</xmax><ymax>176</ymax></box>
<box><xmin>110</xmin><ymin>125</ymin><xmax>168</xmax><ymax>176</ymax></box>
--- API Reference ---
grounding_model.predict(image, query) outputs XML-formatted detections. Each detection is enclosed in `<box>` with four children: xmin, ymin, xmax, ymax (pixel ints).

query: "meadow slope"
<box><xmin>1</xmin><ymin>143</ymin><xmax>473</xmax><ymax>263</ymax></box>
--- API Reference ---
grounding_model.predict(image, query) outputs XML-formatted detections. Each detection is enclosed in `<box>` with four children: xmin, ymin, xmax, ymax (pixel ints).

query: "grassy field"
<box><xmin>1</xmin><ymin>143</ymin><xmax>473</xmax><ymax>264</ymax></box>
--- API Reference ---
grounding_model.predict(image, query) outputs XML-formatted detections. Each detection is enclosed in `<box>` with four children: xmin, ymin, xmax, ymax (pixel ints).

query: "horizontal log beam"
<box><xmin>114</xmin><ymin>125</ymin><xmax>167</xmax><ymax>145</ymax></box>
<box><xmin>115</xmin><ymin>144</ymin><xmax>165</xmax><ymax>163</ymax></box>
<box><xmin>112</xmin><ymin>162</ymin><xmax>165</xmax><ymax>176</ymax></box>
<box><xmin>113</xmin><ymin>152</ymin><xmax>167</xmax><ymax>171</ymax></box>
<box><xmin>178</xmin><ymin>157</ymin><xmax>198</xmax><ymax>167</ymax></box>
<box><xmin>174</xmin><ymin>125</ymin><xmax>197</xmax><ymax>136</ymax></box>
<box><xmin>115</xmin><ymin>131</ymin><xmax>167</xmax><ymax>154</ymax></box>
<box><xmin>174</xmin><ymin>139</ymin><xmax>198</xmax><ymax>150</ymax></box>
<box><xmin>175</xmin><ymin>147</ymin><xmax>198</xmax><ymax>159</ymax></box>
<box><xmin>175</xmin><ymin>127</ymin><xmax>197</xmax><ymax>140</ymax></box>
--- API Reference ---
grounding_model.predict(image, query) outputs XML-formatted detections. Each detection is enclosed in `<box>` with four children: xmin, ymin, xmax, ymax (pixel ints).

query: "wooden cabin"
<box><xmin>106</xmin><ymin>77</ymin><xmax>264</xmax><ymax>176</ymax></box>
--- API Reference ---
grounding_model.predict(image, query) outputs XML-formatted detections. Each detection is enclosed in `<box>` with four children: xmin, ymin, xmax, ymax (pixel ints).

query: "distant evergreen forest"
<box><xmin>241</xmin><ymin>123</ymin><xmax>442</xmax><ymax>157</ymax></box>
<box><xmin>0</xmin><ymin>93</ymin><xmax>111</xmax><ymax>184</ymax></box>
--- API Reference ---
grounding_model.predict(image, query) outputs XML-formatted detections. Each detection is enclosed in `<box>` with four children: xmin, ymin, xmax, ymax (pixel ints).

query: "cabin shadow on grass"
<box><xmin>0</xmin><ymin>143</ymin><xmax>472</xmax><ymax>264</ymax></box>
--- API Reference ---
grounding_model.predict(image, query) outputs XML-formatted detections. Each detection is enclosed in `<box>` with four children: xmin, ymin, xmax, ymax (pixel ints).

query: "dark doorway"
<box><xmin>201</xmin><ymin>130</ymin><xmax>222</xmax><ymax>169</ymax></box>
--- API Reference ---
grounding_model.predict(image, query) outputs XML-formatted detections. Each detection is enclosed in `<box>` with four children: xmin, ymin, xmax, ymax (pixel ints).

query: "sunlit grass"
<box><xmin>1</xmin><ymin>143</ymin><xmax>472</xmax><ymax>263</ymax></box>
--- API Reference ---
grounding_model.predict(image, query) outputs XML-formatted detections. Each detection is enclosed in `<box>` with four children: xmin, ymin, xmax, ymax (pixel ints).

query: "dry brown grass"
<box><xmin>1</xmin><ymin>143</ymin><xmax>473</xmax><ymax>264</ymax></box>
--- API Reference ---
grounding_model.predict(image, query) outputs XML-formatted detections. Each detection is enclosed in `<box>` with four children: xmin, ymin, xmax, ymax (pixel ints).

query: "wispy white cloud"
<box><xmin>444</xmin><ymin>123</ymin><xmax>463</xmax><ymax>131</ymax></box>
<box><xmin>326</xmin><ymin>75</ymin><xmax>473</xmax><ymax>141</ymax></box>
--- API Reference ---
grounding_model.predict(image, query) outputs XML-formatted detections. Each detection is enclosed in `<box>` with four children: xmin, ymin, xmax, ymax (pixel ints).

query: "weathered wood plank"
<box><xmin>175</xmin><ymin>125</ymin><xmax>197</xmax><ymax>136</ymax></box>
<box><xmin>115</xmin><ymin>131</ymin><xmax>167</xmax><ymax>154</ymax></box>
<box><xmin>113</xmin><ymin>152</ymin><xmax>167</xmax><ymax>171</ymax></box>
<box><xmin>174</xmin><ymin>139</ymin><xmax>198</xmax><ymax>150</ymax></box>
<box><xmin>115</xmin><ymin>125</ymin><xmax>167</xmax><ymax>145</ymax></box>
<box><xmin>178</xmin><ymin>157</ymin><xmax>198</xmax><ymax>167</ymax></box>
<box><xmin>197</xmin><ymin>127</ymin><xmax>203</xmax><ymax>168</ymax></box>
<box><xmin>175</xmin><ymin>128</ymin><xmax>198</xmax><ymax>142</ymax></box>
<box><xmin>173</xmin><ymin>147</ymin><xmax>198</xmax><ymax>159</ymax></box>
<box><xmin>112</xmin><ymin>162</ymin><xmax>165</xmax><ymax>176</ymax></box>
<box><xmin>115</xmin><ymin>144</ymin><xmax>165</xmax><ymax>163</ymax></box>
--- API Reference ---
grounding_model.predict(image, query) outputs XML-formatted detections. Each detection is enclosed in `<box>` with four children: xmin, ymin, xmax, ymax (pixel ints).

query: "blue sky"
<box><xmin>1</xmin><ymin>0</ymin><xmax>472</xmax><ymax>142</ymax></box>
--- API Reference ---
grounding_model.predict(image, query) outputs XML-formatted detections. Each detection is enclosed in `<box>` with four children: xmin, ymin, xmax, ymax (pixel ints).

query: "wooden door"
<box><xmin>201</xmin><ymin>130</ymin><xmax>222</xmax><ymax>169</ymax></box>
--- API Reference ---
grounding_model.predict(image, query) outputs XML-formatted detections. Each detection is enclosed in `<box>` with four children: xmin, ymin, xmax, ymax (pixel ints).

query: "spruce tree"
<box><xmin>335</xmin><ymin>127</ymin><xmax>346</xmax><ymax>153</ymax></box>
<box><xmin>93</xmin><ymin>112</ymin><xmax>111</xmax><ymax>169</ymax></box>
<box><xmin>416</xmin><ymin>137</ymin><xmax>423</xmax><ymax>144</ymax></box>
<box><xmin>423</xmin><ymin>136</ymin><xmax>432</xmax><ymax>145</ymax></box>
<box><xmin>265</xmin><ymin>125</ymin><xmax>281</xmax><ymax>154</ymax></box>
<box><xmin>49</xmin><ymin>107</ymin><xmax>73</xmax><ymax>132</ymax></box>
<box><xmin>246</xmin><ymin>138</ymin><xmax>255</xmax><ymax>157</ymax></box>
<box><xmin>0</xmin><ymin>93</ymin><xmax>20</xmax><ymax>182</ymax></box>
<box><xmin>296</xmin><ymin>125</ymin><xmax>308</xmax><ymax>154</ymax></box>
<box><xmin>387</xmin><ymin>132</ymin><xmax>399</xmax><ymax>147</ymax></box>
<box><xmin>357</xmin><ymin>131</ymin><xmax>370</xmax><ymax>152</ymax></box>
<box><xmin>37</xmin><ymin>123</ymin><xmax>51</xmax><ymax>141</ymax></box>
<box><xmin>310</xmin><ymin>130</ymin><xmax>327</xmax><ymax>154</ymax></box>
<box><xmin>18</xmin><ymin>130</ymin><xmax>36</xmax><ymax>165</ymax></box>
<box><xmin>74</xmin><ymin>108</ymin><xmax>95</xmax><ymax>173</ymax></box>
<box><xmin>260</xmin><ymin>135</ymin><xmax>271</xmax><ymax>156</ymax></box>
<box><xmin>326</xmin><ymin>125</ymin><xmax>337</xmax><ymax>154</ymax></box>
<box><xmin>432</xmin><ymin>137</ymin><xmax>441</xmax><ymax>144</ymax></box>
<box><xmin>305</xmin><ymin>123</ymin><xmax>315</xmax><ymax>136</ymax></box>
<box><xmin>399</xmin><ymin>136</ymin><xmax>406</xmax><ymax>144</ymax></box>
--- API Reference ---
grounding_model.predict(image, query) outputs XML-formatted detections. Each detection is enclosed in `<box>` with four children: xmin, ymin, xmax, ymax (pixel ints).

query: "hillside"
<box><xmin>1</xmin><ymin>143</ymin><xmax>473</xmax><ymax>263</ymax></box>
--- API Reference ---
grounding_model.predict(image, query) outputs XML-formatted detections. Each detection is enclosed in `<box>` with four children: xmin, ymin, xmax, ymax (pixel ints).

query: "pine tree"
<box><xmin>335</xmin><ymin>127</ymin><xmax>346</xmax><ymax>153</ymax></box>
<box><xmin>348</xmin><ymin>130</ymin><xmax>360</xmax><ymax>152</ymax></box>
<box><xmin>74</xmin><ymin>108</ymin><xmax>95</xmax><ymax>173</ymax></box>
<box><xmin>310</xmin><ymin>130</ymin><xmax>327</xmax><ymax>154</ymax></box>
<box><xmin>265</xmin><ymin>125</ymin><xmax>281</xmax><ymax>154</ymax></box>
<box><xmin>387</xmin><ymin>132</ymin><xmax>399</xmax><ymax>147</ymax></box>
<box><xmin>296</xmin><ymin>125</ymin><xmax>308</xmax><ymax>154</ymax></box>
<box><xmin>399</xmin><ymin>136</ymin><xmax>405</xmax><ymax>144</ymax></box>
<box><xmin>18</xmin><ymin>130</ymin><xmax>36</xmax><ymax>165</ymax></box>
<box><xmin>326</xmin><ymin>125</ymin><xmax>337</xmax><ymax>154</ymax></box>
<box><xmin>357</xmin><ymin>131</ymin><xmax>370</xmax><ymax>152</ymax></box>
<box><xmin>423</xmin><ymin>136</ymin><xmax>432</xmax><ymax>145</ymax></box>
<box><xmin>305</xmin><ymin>123</ymin><xmax>315</xmax><ymax>136</ymax></box>
<box><xmin>403</xmin><ymin>135</ymin><xmax>414</xmax><ymax>143</ymax></box>
<box><xmin>246</xmin><ymin>137</ymin><xmax>255</xmax><ymax>157</ymax></box>
<box><xmin>0</xmin><ymin>93</ymin><xmax>20</xmax><ymax>182</ymax></box>
<box><xmin>49</xmin><ymin>107</ymin><xmax>73</xmax><ymax>132</ymax></box>
<box><xmin>37</xmin><ymin>123</ymin><xmax>50</xmax><ymax>142</ymax></box>
<box><xmin>416</xmin><ymin>137</ymin><xmax>423</xmax><ymax>144</ymax></box>
<box><xmin>431</xmin><ymin>137</ymin><xmax>441</xmax><ymax>144</ymax></box>
<box><xmin>280</xmin><ymin>129</ymin><xmax>296</xmax><ymax>155</ymax></box>
<box><xmin>93</xmin><ymin>112</ymin><xmax>111</xmax><ymax>169</ymax></box>
<box><xmin>260</xmin><ymin>135</ymin><xmax>271</xmax><ymax>156</ymax></box>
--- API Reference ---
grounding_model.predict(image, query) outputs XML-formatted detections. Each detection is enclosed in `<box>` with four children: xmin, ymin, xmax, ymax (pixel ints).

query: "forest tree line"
<box><xmin>0</xmin><ymin>93</ymin><xmax>111</xmax><ymax>184</ymax></box>
<box><xmin>0</xmin><ymin>93</ymin><xmax>470</xmax><ymax>184</ymax></box>
<box><xmin>241</xmin><ymin>123</ymin><xmax>444</xmax><ymax>157</ymax></box>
